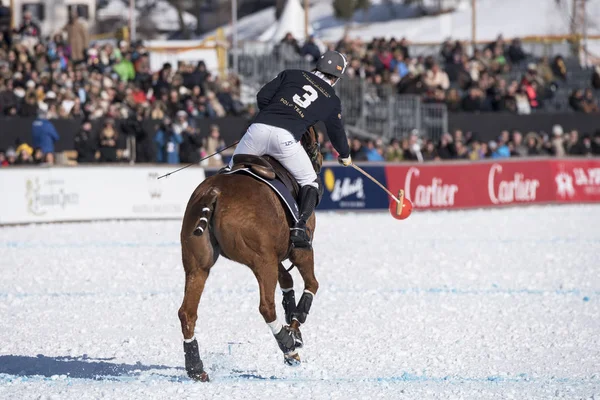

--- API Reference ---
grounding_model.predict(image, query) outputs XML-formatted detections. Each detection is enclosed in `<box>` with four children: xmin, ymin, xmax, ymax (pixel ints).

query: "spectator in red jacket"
<box><xmin>0</xmin><ymin>149</ymin><xmax>8</xmax><ymax>166</ymax></box>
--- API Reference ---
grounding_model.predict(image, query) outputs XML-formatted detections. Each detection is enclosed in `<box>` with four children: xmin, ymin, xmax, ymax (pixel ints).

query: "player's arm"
<box><xmin>256</xmin><ymin>72</ymin><xmax>284</xmax><ymax>110</ymax></box>
<box><xmin>325</xmin><ymin>102</ymin><xmax>351</xmax><ymax>162</ymax></box>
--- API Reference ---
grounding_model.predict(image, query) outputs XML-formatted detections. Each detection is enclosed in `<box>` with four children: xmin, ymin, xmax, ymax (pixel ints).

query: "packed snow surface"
<box><xmin>1</xmin><ymin>205</ymin><xmax>599</xmax><ymax>399</ymax></box>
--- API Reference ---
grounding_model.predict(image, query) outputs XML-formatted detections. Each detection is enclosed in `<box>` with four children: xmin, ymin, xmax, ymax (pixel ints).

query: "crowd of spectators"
<box><xmin>334</xmin><ymin>34</ymin><xmax>600</xmax><ymax>114</ymax></box>
<box><xmin>0</xmin><ymin>7</ymin><xmax>252</xmax><ymax>165</ymax></box>
<box><xmin>1</xmin><ymin>8</ymin><xmax>599</xmax><ymax>168</ymax></box>
<box><xmin>314</xmin><ymin>126</ymin><xmax>600</xmax><ymax>163</ymax></box>
<box><xmin>278</xmin><ymin>32</ymin><xmax>600</xmax><ymax>115</ymax></box>
<box><xmin>1</xmin><ymin>9</ymin><xmax>248</xmax><ymax>120</ymax></box>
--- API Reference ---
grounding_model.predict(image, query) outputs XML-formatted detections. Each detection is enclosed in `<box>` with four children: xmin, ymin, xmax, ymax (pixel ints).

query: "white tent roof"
<box><xmin>258</xmin><ymin>0</ymin><xmax>312</xmax><ymax>43</ymax></box>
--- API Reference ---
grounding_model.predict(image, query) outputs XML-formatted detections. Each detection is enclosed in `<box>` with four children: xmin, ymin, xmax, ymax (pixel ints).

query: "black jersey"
<box><xmin>252</xmin><ymin>69</ymin><xmax>351</xmax><ymax>159</ymax></box>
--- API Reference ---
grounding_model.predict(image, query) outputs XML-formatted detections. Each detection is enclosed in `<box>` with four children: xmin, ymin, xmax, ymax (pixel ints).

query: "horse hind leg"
<box><xmin>255</xmin><ymin>260</ymin><xmax>302</xmax><ymax>366</ymax></box>
<box><xmin>178</xmin><ymin>240</ymin><xmax>216</xmax><ymax>382</ymax></box>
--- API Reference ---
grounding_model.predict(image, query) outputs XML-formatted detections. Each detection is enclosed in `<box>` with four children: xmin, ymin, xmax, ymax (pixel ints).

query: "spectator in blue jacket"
<box><xmin>365</xmin><ymin>140</ymin><xmax>385</xmax><ymax>161</ymax></box>
<box><xmin>301</xmin><ymin>36</ymin><xmax>322</xmax><ymax>63</ymax></box>
<box><xmin>31</xmin><ymin>110</ymin><xmax>59</xmax><ymax>160</ymax></box>
<box><xmin>390</xmin><ymin>52</ymin><xmax>409</xmax><ymax>79</ymax></box>
<box><xmin>154</xmin><ymin>117</ymin><xmax>183</xmax><ymax>164</ymax></box>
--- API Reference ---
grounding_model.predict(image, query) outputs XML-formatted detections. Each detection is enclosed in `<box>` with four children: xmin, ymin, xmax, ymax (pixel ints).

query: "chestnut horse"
<box><xmin>178</xmin><ymin>128</ymin><xmax>323</xmax><ymax>381</ymax></box>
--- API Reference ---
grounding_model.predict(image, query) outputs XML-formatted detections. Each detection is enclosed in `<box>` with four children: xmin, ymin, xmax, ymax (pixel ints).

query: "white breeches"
<box><xmin>229</xmin><ymin>123</ymin><xmax>318</xmax><ymax>188</ymax></box>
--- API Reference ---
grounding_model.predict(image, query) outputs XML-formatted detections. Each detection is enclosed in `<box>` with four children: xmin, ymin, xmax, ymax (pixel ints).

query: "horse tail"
<box><xmin>191</xmin><ymin>186</ymin><xmax>221</xmax><ymax>237</ymax></box>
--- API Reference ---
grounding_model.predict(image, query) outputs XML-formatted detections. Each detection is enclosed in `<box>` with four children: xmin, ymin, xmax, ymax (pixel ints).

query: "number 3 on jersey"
<box><xmin>293</xmin><ymin>85</ymin><xmax>319</xmax><ymax>108</ymax></box>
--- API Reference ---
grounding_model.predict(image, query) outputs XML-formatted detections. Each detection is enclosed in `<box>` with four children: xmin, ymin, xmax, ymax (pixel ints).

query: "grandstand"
<box><xmin>0</xmin><ymin>0</ymin><xmax>599</xmax><ymax>167</ymax></box>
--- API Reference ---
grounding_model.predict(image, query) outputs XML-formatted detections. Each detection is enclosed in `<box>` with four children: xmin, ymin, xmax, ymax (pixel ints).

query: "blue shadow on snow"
<box><xmin>0</xmin><ymin>354</ymin><xmax>183</xmax><ymax>380</ymax></box>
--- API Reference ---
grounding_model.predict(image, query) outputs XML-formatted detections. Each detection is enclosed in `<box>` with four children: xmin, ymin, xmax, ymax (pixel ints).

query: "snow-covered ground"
<box><xmin>1</xmin><ymin>205</ymin><xmax>599</xmax><ymax>399</ymax></box>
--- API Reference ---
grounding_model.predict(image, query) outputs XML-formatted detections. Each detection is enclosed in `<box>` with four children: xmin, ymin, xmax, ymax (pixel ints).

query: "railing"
<box><xmin>336</xmin><ymin>79</ymin><xmax>448</xmax><ymax>141</ymax></box>
<box><xmin>235</xmin><ymin>52</ymin><xmax>313</xmax><ymax>84</ymax></box>
<box><xmin>235</xmin><ymin>38</ymin><xmax>600</xmax><ymax>60</ymax></box>
<box><xmin>234</xmin><ymin>51</ymin><xmax>449</xmax><ymax>141</ymax></box>
<box><xmin>232</xmin><ymin>36</ymin><xmax>600</xmax><ymax>141</ymax></box>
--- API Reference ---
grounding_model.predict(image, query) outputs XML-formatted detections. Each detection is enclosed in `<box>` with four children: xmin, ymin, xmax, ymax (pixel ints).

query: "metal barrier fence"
<box><xmin>420</xmin><ymin>103</ymin><xmax>448</xmax><ymax>143</ymax></box>
<box><xmin>238</xmin><ymin>39</ymin><xmax>600</xmax><ymax>60</ymax></box>
<box><xmin>334</xmin><ymin>78</ymin><xmax>447</xmax><ymax>142</ymax></box>
<box><xmin>236</xmin><ymin>52</ymin><xmax>313</xmax><ymax>85</ymax></box>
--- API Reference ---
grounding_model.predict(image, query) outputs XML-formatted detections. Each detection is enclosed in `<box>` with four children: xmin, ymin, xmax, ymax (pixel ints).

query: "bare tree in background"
<box><xmin>191</xmin><ymin>0</ymin><xmax>206</xmax><ymax>35</ymax></box>
<box><xmin>166</xmin><ymin>0</ymin><xmax>191</xmax><ymax>39</ymax></box>
<box><xmin>275</xmin><ymin>0</ymin><xmax>285</xmax><ymax>20</ymax></box>
<box><xmin>95</xmin><ymin>0</ymin><xmax>193</xmax><ymax>39</ymax></box>
<box><xmin>384</xmin><ymin>0</ymin><xmax>398</xmax><ymax>17</ymax></box>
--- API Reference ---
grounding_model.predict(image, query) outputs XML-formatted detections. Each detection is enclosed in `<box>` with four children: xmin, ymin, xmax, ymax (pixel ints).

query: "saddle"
<box><xmin>229</xmin><ymin>154</ymin><xmax>300</xmax><ymax>200</ymax></box>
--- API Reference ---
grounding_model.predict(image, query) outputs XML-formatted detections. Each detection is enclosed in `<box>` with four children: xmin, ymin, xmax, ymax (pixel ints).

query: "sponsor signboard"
<box><xmin>552</xmin><ymin>160</ymin><xmax>600</xmax><ymax>202</ymax></box>
<box><xmin>318</xmin><ymin>166</ymin><xmax>389</xmax><ymax>210</ymax></box>
<box><xmin>0</xmin><ymin>166</ymin><xmax>205</xmax><ymax>224</ymax></box>
<box><xmin>2</xmin><ymin>159</ymin><xmax>598</xmax><ymax>224</ymax></box>
<box><xmin>385</xmin><ymin>158</ymin><xmax>600</xmax><ymax>210</ymax></box>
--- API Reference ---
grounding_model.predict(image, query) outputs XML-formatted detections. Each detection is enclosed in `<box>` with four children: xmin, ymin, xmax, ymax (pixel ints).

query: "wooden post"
<box><xmin>232</xmin><ymin>0</ymin><xmax>238</xmax><ymax>75</ymax></box>
<box><xmin>129</xmin><ymin>0</ymin><xmax>136</xmax><ymax>43</ymax></box>
<box><xmin>216</xmin><ymin>27</ymin><xmax>227</xmax><ymax>78</ymax></box>
<box><xmin>304</xmin><ymin>0</ymin><xmax>309</xmax><ymax>40</ymax></box>
<box><xmin>9</xmin><ymin>0</ymin><xmax>14</xmax><ymax>29</ymax></box>
<box><xmin>582</xmin><ymin>0</ymin><xmax>588</xmax><ymax>66</ymax></box>
<box><xmin>471</xmin><ymin>0</ymin><xmax>476</xmax><ymax>52</ymax></box>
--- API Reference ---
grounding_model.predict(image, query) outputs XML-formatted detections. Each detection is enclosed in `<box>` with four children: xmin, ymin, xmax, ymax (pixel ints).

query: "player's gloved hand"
<box><xmin>338</xmin><ymin>155</ymin><xmax>352</xmax><ymax>167</ymax></box>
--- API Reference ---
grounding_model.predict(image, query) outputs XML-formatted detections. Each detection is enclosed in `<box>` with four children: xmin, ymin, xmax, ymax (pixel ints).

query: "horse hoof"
<box><xmin>189</xmin><ymin>371</ymin><xmax>210</xmax><ymax>382</ymax></box>
<box><xmin>284</xmin><ymin>352</ymin><xmax>301</xmax><ymax>367</ymax></box>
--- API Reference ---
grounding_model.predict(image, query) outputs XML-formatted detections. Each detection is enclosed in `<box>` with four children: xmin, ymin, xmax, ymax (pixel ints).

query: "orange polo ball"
<box><xmin>390</xmin><ymin>196</ymin><xmax>413</xmax><ymax>220</ymax></box>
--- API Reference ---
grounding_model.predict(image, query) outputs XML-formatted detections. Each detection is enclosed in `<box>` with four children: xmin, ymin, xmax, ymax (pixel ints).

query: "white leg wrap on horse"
<box><xmin>282</xmin><ymin>287</ymin><xmax>294</xmax><ymax>293</ymax></box>
<box><xmin>184</xmin><ymin>336</ymin><xmax>196</xmax><ymax>343</ymax></box>
<box><xmin>267</xmin><ymin>319</ymin><xmax>283</xmax><ymax>335</ymax></box>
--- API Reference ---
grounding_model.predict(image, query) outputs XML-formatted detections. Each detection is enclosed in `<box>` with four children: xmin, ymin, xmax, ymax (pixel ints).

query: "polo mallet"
<box><xmin>157</xmin><ymin>140</ymin><xmax>240</xmax><ymax>180</ymax></box>
<box><xmin>351</xmin><ymin>164</ymin><xmax>412</xmax><ymax>220</ymax></box>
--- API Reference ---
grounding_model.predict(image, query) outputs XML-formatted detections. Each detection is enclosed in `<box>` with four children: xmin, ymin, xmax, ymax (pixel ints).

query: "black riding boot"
<box><xmin>290</xmin><ymin>185</ymin><xmax>319</xmax><ymax>249</ymax></box>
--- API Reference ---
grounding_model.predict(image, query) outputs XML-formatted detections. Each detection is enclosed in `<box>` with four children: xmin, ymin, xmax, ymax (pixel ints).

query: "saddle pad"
<box><xmin>223</xmin><ymin>168</ymin><xmax>300</xmax><ymax>223</ymax></box>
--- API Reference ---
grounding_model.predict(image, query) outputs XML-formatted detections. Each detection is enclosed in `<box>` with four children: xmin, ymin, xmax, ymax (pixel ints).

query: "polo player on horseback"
<box><xmin>226</xmin><ymin>50</ymin><xmax>352</xmax><ymax>248</ymax></box>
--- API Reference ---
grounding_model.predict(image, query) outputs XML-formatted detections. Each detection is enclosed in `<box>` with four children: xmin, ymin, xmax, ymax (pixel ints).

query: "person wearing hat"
<box><xmin>5</xmin><ymin>147</ymin><xmax>17</xmax><ymax>165</ymax></box>
<box><xmin>31</xmin><ymin>110</ymin><xmax>59</xmax><ymax>160</ymax></box>
<box><xmin>301</xmin><ymin>35</ymin><xmax>322</xmax><ymax>63</ymax></box>
<box><xmin>74</xmin><ymin>119</ymin><xmax>97</xmax><ymax>163</ymax></box>
<box><xmin>224</xmin><ymin>50</ymin><xmax>352</xmax><ymax>249</ymax></box>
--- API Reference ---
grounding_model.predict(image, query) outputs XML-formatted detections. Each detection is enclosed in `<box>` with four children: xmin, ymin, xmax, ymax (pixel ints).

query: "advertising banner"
<box><xmin>318</xmin><ymin>165</ymin><xmax>389</xmax><ymax>210</ymax></box>
<box><xmin>0</xmin><ymin>166</ymin><xmax>205</xmax><ymax>224</ymax></box>
<box><xmin>385</xmin><ymin>158</ymin><xmax>600</xmax><ymax>210</ymax></box>
<box><xmin>551</xmin><ymin>159</ymin><xmax>600</xmax><ymax>203</ymax></box>
<box><xmin>2</xmin><ymin>159</ymin><xmax>598</xmax><ymax>224</ymax></box>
